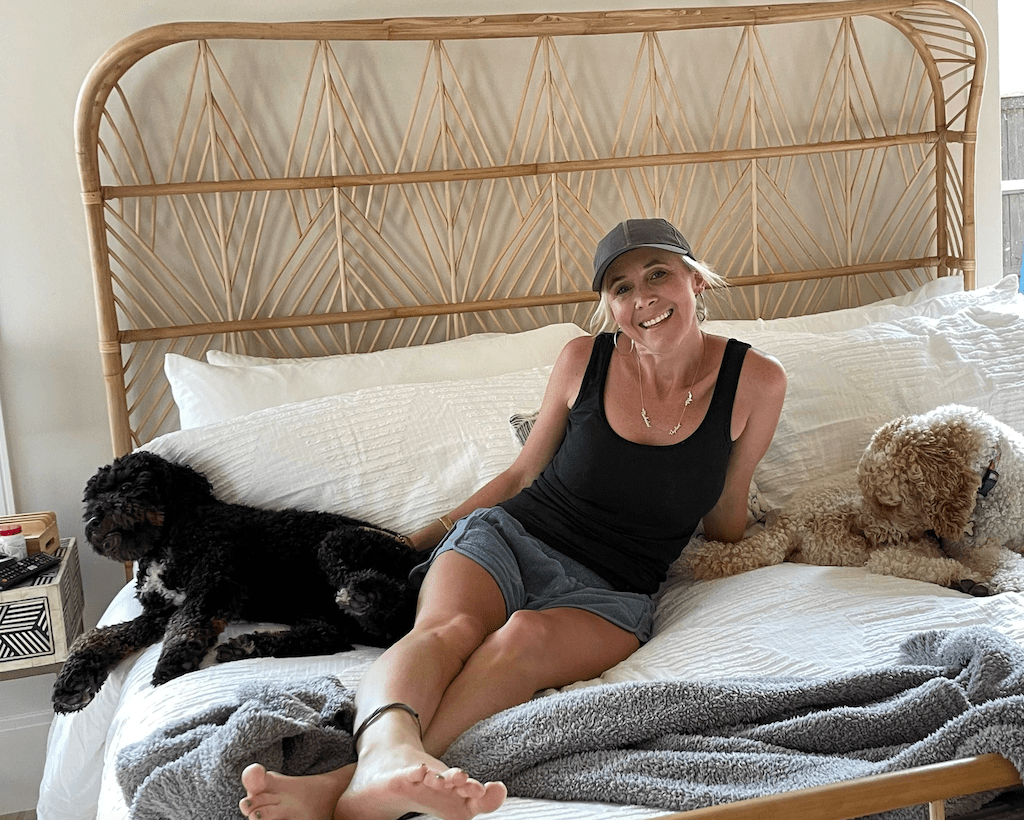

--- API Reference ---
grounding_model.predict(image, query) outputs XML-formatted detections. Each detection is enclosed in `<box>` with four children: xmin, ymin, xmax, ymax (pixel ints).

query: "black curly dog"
<box><xmin>52</xmin><ymin>450</ymin><xmax>422</xmax><ymax>713</ymax></box>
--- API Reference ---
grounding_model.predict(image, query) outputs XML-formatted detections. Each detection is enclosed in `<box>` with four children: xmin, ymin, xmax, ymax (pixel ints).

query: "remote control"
<box><xmin>0</xmin><ymin>551</ymin><xmax>61</xmax><ymax>590</ymax></box>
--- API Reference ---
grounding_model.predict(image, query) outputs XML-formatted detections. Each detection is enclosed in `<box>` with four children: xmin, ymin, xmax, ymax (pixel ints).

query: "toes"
<box><xmin>475</xmin><ymin>781</ymin><xmax>508</xmax><ymax>814</ymax></box>
<box><xmin>239</xmin><ymin>806</ymin><xmax>274</xmax><ymax>820</ymax></box>
<box><xmin>239</xmin><ymin>765</ymin><xmax>284</xmax><ymax>817</ymax></box>
<box><xmin>453</xmin><ymin>776</ymin><xmax>486</xmax><ymax>799</ymax></box>
<box><xmin>426</xmin><ymin>771</ymin><xmax>449</xmax><ymax>791</ymax></box>
<box><xmin>411</xmin><ymin>762</ymin><xmax>433</xmax><ymax>783</ymax></box>
<box><xmin>416</xmin><ymin>765</ymin><xmax>465</xmax><ymax>793</ymax></box>
<box><xmin>239</xmin><ymin>794</ymin><xmax>278</xmax><ymax>817</ymax></box>
<box><xmin>441</xmin><ymin>768</ymin><xmax>483</xmax><ymax>796</ymax></box>
<box><xmin>423</xmin><ymin>767</ymin><xmax>486</xmax><ymax>798</ymax></box>
<box><xmin>241</xmin><ymin>763</ymin><xmax>268</xmax><ymax>795</ymax></box>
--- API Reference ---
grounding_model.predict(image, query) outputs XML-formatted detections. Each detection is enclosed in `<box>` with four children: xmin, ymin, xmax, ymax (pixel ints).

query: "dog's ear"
<box><xmin>858</xmin><ymin>416</ymin><xmax>907</xmax><ymax>507</ymax></box>
<box><xmin>152</xmin><ymin>454</ymin><xmax>215</xmax><ymax>507</ymax></box>
<box><xmin>114</xmin><ymin>451</ymin><xmax>215</xmax><ymax>507</ymax></box>
<box><xmin>83</xmin><ymin>461</ymin><xmax>113</xmax><ymax>503</ymax></box>
<box><xmin>924</xmin><ymin>422</ymin><xmax>985</xmax><ymax>541</ymax></box>
<box><xmin>878</xmin><ymin>418</ymin><xmax>979</xmax><ymax>542</ymax></box>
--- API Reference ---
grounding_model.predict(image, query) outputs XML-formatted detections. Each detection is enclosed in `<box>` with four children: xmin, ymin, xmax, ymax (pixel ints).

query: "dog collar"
<box><xmin>979</xmin><ymin>446</ymin><xmax>1001</xmax><ymax>498</ymax></box>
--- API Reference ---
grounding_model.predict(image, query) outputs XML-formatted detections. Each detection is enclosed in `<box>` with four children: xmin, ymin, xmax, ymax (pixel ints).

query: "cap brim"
<box><xmin>592</xmin><ymin>243</ymin><xmax>693</xmax><ymax>291</ymax></box>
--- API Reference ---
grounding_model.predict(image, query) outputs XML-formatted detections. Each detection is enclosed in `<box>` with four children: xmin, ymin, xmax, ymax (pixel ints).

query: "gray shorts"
<box><xmin>410</xmin><ymin>506</ymin><xmax>655</xmax><ymax>643</ymax></box>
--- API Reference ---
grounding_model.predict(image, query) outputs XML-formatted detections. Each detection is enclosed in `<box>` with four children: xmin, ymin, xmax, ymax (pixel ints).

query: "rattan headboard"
<box><xmin>75</xmin><ymin>0</ymin><xmax>985</xmax><ymax>455</ymax></box>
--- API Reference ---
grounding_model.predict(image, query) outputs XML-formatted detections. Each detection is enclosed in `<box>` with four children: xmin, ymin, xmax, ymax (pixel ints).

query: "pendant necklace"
<box><xmin>635</xmin><ymin>333</ymin><xmax>705</xmax><ymax>435</ymax></box>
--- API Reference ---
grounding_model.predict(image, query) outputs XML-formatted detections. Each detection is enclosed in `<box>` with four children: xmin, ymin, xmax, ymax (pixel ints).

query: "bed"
<box><xmin>39</xmin><ymin>2</ymin><xmax>1024</xmax><ymax>819</ymax></box>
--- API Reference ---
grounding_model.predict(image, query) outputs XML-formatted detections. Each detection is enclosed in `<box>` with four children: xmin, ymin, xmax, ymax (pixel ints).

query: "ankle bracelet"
<box><xmin>353</xmin><ymin>702</ymin><xmax>422</xmax><ymax>748</ymax></box>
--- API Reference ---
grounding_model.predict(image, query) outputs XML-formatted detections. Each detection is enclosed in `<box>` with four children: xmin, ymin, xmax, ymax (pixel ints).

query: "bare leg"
<box><xmin>239</xmin><ymin>552</ymin><xmax>640</xmax><ymax>820</ymax></box>
<box><xmin>332</xmin><ymin>552</ymin><xmax>509</xmax><ymax>819</ymax></box>
<box><xmin>421</xmin><ymin>605</ymin><xmax>640</xmax><ymax>755</ymax></box>
<box><xmin>240</xmin><ymin>551</ymin><xmax>507</xmax><ymax>820</ymax></box>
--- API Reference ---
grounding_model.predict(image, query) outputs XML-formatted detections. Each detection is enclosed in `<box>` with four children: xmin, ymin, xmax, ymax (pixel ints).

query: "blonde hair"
<box><xmin>588</xmin><ymin>254</ymin><xmax>727</xmax><ymax>334</ymax></box>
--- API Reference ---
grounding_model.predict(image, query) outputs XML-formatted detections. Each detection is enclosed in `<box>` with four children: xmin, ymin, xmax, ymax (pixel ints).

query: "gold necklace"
<box><xmin>635</xmin><ymin>334</ymin><xmax>706</xmax><ymax>436</ymax></box>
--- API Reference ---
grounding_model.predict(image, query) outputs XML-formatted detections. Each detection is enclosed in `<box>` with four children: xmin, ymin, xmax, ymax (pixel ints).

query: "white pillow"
<box><xmin>151</xmin><ymin>283</ymin><xmax>1024</xmax><ymax>532</ymax></box>
<box><xmin>702</xmin><ymin>273</ymin><xmax>1018</xmax><ymax>337</ymax></box>
<box><xmin>751</xmin><ymin>293</ymin><xmax>1024</xmax><ymax>510</ymax></box>
<box><xmin>206</xmin><ymin>331</ymin><xmax>504</xmax><ymax>366</ymax></box>
<box><xmin>166</xmin><ymin>323</ymin><xmax>586</xmax><ymax>429</ymax></box>
<box><xmin>143</xmin><ymin>367</ymin><xmax>553</xmax><ymax>534</ymax></box>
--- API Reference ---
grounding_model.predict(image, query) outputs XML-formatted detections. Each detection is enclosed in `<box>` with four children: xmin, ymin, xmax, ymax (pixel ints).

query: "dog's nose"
<box><xmin>85</xmin><ymin>514</ymin><xmax>115</xmax><ymax>544</ymax></box>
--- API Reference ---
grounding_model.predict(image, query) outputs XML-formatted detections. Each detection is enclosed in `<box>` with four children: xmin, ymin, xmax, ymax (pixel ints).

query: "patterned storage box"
<box><xmin>0</xmin><ymin>538</ymin><xmax>84</xmax><ymax>675</ymax></box>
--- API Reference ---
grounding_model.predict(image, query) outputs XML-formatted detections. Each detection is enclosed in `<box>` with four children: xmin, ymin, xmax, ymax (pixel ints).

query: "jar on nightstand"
<box><xmin>0</xmin><ymin>525</ymin><xmax>28</xmax><ymax>560</ymax></box>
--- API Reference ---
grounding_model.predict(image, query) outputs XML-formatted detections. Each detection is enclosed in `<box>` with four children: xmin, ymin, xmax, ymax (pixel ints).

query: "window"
<box><xmin>1000</xmin><ymin>0</ymin><xmax>1024</xmax><ymax>285</ymax></box>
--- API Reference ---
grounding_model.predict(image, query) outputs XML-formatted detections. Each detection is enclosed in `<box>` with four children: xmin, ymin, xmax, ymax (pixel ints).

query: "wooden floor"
<box><xmin>0</xmin><ymin>812</ymin><xmax>35</xmax><ymax>820</ymax></box>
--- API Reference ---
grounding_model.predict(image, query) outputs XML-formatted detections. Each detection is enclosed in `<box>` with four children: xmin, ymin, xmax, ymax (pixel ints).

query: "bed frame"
<box><xmin>75</xmin><ymin>1</ymin><xmax>1022</xmax><ymax>817</ymax></box>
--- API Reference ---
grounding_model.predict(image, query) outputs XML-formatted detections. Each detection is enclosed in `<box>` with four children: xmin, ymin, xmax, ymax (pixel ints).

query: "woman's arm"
<box><xmin>701</xmin><ymin>346</ymin><xmax>787</xmax><ymax>543</ymax></box>
<box><xmin>405</xmin><ymin>335</ymin><xmax>595</xmax><ymax>551</ymax></box>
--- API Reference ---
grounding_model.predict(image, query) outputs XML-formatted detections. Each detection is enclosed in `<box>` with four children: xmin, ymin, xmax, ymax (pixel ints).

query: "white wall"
<box><xmin>967</xmin><ymin>0</ymin><xmax>1003</xmax><ymax>288</ymax></box>
<box><xmin>0</xmin><ymin>0</ymin><xmax>1004</xmax><ymax>813</ymax></box>
<box><xmin>1000</xmin><ymin>0</ymin><xmax>1024</xmax><ymax>93</ymax></box>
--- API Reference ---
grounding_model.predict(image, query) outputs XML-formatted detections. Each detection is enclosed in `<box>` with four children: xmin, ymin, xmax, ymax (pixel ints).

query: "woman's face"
<box><xmin>603</xmin><ymin>248</ymin><xmax>702</xmax><ymax>350</ymax></box>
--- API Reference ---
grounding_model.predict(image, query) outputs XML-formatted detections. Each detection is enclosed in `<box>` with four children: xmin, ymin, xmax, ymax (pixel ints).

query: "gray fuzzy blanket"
<box><xmin>116</xmin><ymin>626</ymin><xmax>1024</xmax><ymax>820</ymax></box>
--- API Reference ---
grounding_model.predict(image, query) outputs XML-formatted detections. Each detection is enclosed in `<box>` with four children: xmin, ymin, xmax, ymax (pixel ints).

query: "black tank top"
<box><xmin>500</xmin><ymin>333</ymin><xmax>750</xmax><ymax>594</ymax></box>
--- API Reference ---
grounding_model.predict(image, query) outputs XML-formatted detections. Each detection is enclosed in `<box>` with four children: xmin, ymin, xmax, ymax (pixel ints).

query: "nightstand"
<box><xmin>0</xmin><ymin>538</ymin><xmax>84</xmax><ymax>680</ymax></box>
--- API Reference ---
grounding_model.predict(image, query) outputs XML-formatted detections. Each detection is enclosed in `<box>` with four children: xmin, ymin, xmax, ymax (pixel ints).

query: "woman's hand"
<box><xmin>405</xmin><ymin>520</ymin><xmax>450</xmax><ymax>552</ymax></box>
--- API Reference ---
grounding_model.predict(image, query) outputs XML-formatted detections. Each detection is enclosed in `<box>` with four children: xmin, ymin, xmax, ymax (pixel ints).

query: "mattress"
<box><xmin>39</xmin><ymin>562</ymin><xmax>1024</xmax><ymax>820</ymax></box>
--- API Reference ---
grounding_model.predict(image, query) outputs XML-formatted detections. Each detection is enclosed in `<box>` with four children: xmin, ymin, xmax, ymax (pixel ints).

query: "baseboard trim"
<box><xmin>0</xmin><ymin>709</ymin><xmax>52</xmax><ymax>734</ymax></box>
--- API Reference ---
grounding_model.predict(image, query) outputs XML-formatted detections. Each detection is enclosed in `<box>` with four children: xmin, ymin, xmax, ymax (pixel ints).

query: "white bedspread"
<box><xmin>38</xmin><ymin>563</ymin><xmax>1024</xmax><ymax>820</ymax></box>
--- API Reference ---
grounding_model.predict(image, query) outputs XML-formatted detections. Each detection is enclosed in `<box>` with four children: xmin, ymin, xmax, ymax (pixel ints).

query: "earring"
<box><xmin>696</xmin><ymin>291</ymin><xmax>708</xmax><ymax>323</ymax></box>
<box><xmin>613</xmin><ymin>329</ymin><xmax>634</xmax><ymax>354</ymax></box>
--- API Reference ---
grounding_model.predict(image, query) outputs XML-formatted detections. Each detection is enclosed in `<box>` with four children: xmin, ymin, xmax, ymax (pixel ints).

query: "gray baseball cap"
<box><xmin>592</xmin><ymin>218</ymin><xmax>694</xmax><ymax>291</ymax></box>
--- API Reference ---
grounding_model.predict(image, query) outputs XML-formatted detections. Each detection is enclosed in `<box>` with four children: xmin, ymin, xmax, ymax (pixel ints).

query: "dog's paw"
<box><xmin>151</xmin><ymin>650</ymin><xmax>204</xmax><ymax>685</ymax></box>
<box><xmin>335</xmin><ymin>572</ymin><xmax>416</xmax><ymax>645</ymax></box>
<box><xmin>215</xmin><ymin>635</ymin><xmax>260</xmax><ymax>662</ymax></box>
<box><xmin>954</xmin><ymin>579</ymin><xmax>991</xmax><ymax>597</ymax></box>
<box><xmin>334</xmin><ymin>569</ymin><xmax>394</xmax><ymax>618</ymax></box>
<box><xmin>335</xmin><ymin>584</ymin><xmax>374</xmax><ymax>617</ymax></box>
<box><xmin>52</xmin><ymin>664</ymin><xmax>106</xmax><ymax>713</ymax></box>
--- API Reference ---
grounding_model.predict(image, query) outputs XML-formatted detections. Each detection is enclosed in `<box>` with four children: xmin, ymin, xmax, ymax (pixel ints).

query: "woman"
<box><xmin>238</xmin><ymin>217</ymin><xmax>787</xmax><ymax>820</ymax></box>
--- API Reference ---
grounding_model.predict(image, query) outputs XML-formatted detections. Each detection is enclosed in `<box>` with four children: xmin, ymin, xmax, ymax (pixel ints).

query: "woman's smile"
<box><xmin>639</xmin><ymin>308</ymin><xmax>673</xmax><ymax>329</ymax></box>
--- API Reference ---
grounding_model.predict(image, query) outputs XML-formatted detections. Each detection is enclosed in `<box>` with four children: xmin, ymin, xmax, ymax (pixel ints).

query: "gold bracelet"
<box><xmin>438</xmin><ymin>515</ymin><xmax>455</xmax><ymax>533</ymax></box>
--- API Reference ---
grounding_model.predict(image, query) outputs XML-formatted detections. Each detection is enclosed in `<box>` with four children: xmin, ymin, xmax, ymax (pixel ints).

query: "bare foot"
<box><xmin>334</xmin><ymin>745</ymin><xmax>507</xmax><ymax>820</ymax></box>
<box><xmin>239</xmin><ymin>762</ymin><xmax>354</xmax><ymax>820</ymax></box>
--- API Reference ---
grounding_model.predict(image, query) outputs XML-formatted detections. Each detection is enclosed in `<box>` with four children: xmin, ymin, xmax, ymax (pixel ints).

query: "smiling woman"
<box><xmin>584</xmin><ymin>219</ymin><xmax>787</xmax><ymax>545</ymax></box>
<box><xmin>589</xmin><ymin>220</ymin><xmax>728</xmax><ymax>336</ymax></box>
